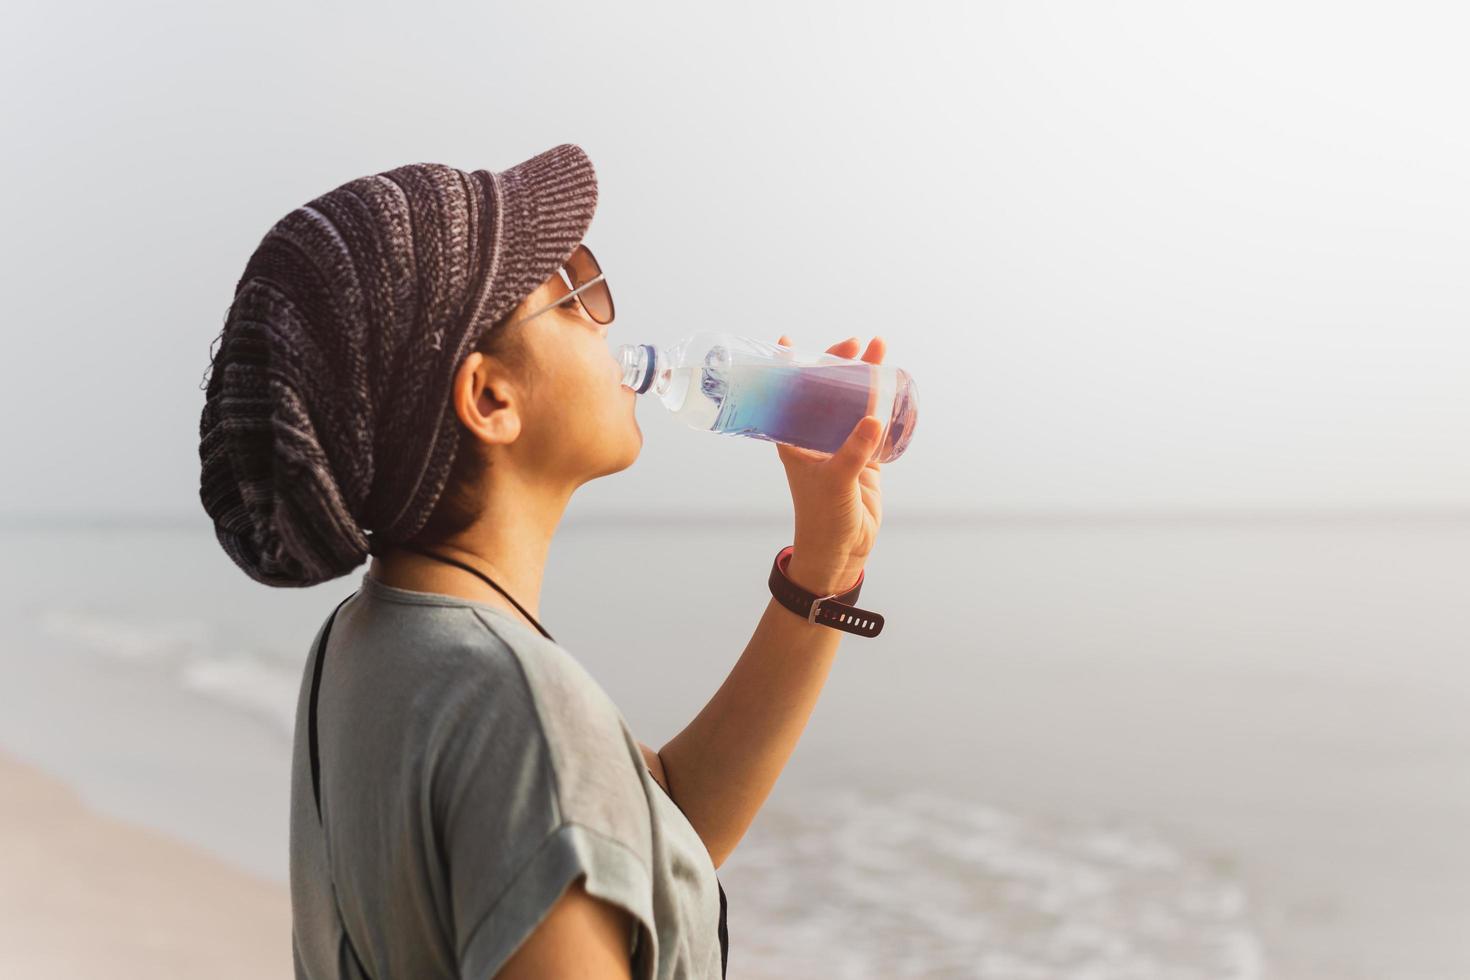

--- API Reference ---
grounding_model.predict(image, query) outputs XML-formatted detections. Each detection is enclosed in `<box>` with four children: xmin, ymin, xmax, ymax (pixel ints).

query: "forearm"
<box><xmin>657</xmin><ymin>554</ymin><xmax>861</xmax><ymax>870</ymax></box>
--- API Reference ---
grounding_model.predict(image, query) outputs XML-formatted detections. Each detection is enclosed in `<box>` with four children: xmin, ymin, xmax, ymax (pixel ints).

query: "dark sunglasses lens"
<box><xmin>566</xmin><ymin>245</ymin><xmax>614</xmax><ymax>324</ymax></box>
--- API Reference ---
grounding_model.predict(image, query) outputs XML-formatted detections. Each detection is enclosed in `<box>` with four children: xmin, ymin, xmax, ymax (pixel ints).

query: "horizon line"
<box><xmin>0</xmin><ymin>505</ymin><xmax>1467</xmax><ymax>530</ymax></box>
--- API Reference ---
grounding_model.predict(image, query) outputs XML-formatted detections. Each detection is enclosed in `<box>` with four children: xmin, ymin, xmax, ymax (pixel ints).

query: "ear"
<box><xmin>454</xmin><ymin>351</ymin><xmax>523</xmax><ymax>448</ymax></box>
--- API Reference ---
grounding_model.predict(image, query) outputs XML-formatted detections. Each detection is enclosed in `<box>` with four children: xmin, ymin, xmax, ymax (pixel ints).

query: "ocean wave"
<box><xmin>32</xmin><ymin>606</ymin><xmax>1267</xmax><ymax>977</ymax></box>
<box><xmin>178</xmin><ymin>658</ymin><xmax>299</xmax><ymax>736</ymax></box>
<box><xmin>34</xmin><ymin>606</ymin><xmax>299</xmax><ymax>737</ymax></box>
<box><xmin>36</xmin><ymin>608</ymin><xmax>213</xmax><ymax>663</ymax></box>
<box><xmin>721</xmin><ymin>786</ymin><xmax>1266</xmax><ymax>979</ymax></box>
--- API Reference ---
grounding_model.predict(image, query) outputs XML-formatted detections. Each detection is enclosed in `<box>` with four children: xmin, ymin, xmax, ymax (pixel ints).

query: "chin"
<box><xmin>625</xmin><ymin>425</ymin><xmax>644</xmax><ymax>463</ymax></box>
<box><xmin>620</xmin><ymin>430</ymin><xmax>642</xmax><ymax>469</ymax></box>
<box><xmin>589</xmin><ymin>432</ymin><xmax>641</xmax><ymax>482</ymax></box>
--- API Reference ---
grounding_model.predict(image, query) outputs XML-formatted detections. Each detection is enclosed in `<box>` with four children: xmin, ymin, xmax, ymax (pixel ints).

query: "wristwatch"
<box><xmin>768</xmin><ymin>545</ymin><xmax>884</xmax><ymax>637</ymax></box>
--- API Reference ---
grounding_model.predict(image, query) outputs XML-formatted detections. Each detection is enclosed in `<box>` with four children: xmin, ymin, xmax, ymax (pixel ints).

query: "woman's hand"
<box><xmin>774</xmin><ymin>334</ymin><xmax>887</xmax><ymax>595</ymax></box>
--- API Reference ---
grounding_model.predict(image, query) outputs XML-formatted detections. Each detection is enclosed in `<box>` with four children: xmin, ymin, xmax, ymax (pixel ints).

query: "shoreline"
<box><xmin>0</xmin><ymin>748</ymin><xmax>290</xmax><ymax>979</ymax></box>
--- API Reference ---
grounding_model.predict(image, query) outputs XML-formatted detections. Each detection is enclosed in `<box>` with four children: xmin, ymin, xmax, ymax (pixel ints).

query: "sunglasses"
<box><xmin>511</xmin><ymin>243</ymin><xmax>615</xmax><ymax>327</ymax></box>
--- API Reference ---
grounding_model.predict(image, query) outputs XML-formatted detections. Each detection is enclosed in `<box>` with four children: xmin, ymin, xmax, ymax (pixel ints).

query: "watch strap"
<box><xmin>768</xmin><ymin>545</ymin><xmax>884</xmax><ymax>637</ymax></box>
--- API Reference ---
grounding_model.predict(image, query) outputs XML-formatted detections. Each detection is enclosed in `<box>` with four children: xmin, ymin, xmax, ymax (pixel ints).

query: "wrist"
<box><xmin>770</xmin><ymin>544</ymin><xmax>886</xmax><ymax>637</ymax></box>
<box><xmin>785</xmin><ymin>552</ymin><xmax>864</xmax><ymax>596</ymax></box>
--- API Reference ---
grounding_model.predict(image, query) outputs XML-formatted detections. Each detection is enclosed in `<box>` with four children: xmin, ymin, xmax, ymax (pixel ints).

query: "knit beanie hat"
<box><xmin>198</xmin><ymin>143</ymin><xmax>598</xmax><ymax>588</ymax></box>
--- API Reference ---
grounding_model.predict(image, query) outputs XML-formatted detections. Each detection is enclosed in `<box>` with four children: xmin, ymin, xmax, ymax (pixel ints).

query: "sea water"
<box><xmin>4</xmin><ymin>516</ymin><xmax>1468</xmax><ymax>978</ymax></box>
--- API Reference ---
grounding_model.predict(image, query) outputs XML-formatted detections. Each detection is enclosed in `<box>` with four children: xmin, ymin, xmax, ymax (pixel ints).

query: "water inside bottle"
<box><xmin>694</xmin><ymin>345</ymin><xmax>917</xmax><ymax>461</ymax></box>
<box><xmin>624</xmin><ymin>336</ymin><xmax>919</xmax><ymax>463</ymax></box>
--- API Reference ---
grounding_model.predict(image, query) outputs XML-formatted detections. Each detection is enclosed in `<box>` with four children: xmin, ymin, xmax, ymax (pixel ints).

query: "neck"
<box><xmin>368</xmin><ymin>472</ymin><xmax>574</xmax><ymax>626</ymax></box>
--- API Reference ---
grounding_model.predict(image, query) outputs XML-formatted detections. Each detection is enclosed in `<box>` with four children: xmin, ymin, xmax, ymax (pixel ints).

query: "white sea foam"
<box><xmin>36</xmin><ymin>607</ymin><xmax>212</xmax><ymax>662</ymax></box>
<box><xmin>178</xmin><ymin>658</ymin><xmax>299</xmax><ymax>736</ymax></box>
<box><xmin>34</xmin><ymin>606</ymin><xmax>300</xmax><ymax>737</ymax></box>
<box><xmin>721</xmin><ymin>786</ymin><xmax>1267</xmax><ymax>980</ymax></box>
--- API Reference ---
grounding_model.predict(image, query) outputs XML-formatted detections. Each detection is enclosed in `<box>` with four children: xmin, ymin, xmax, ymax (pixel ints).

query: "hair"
<box><xmin>398</xmin><ymin>311</ymin><xmax>533</xmax><ymax>550</ymax></box>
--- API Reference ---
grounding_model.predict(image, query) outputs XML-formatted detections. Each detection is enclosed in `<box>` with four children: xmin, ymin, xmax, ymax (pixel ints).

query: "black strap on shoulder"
<box><xmin>308</xmin><ymin>592</ymin><xmax>357</xmax><ymax>822</ymax></box>
<box><xmin>307</xmin><ymin>592</ymin><xmax>374</xmax><ymax>980</ymax></box>
<box><xmin>718</xmin><ymin>879</ymin><xmax>729</xmax><ymax>977</ymax></box>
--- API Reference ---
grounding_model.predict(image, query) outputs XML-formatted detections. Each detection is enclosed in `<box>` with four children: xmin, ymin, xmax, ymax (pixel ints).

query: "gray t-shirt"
<box><xmin>290</xmin><ymin>571</ymin><xmax>725</xmax><ymax>979</ymax></box>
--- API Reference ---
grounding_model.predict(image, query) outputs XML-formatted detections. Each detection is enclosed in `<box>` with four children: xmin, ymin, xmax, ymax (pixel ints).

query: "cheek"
<box><xmin>588</xmin><ymin>342</ymin><xmax>621</xmax><ymax>391</ymax></box>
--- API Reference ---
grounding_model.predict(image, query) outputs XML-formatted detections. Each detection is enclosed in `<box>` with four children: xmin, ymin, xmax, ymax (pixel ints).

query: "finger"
<box><xmin>833</xmin><ymin>414</ymin><xmax>883</xmax><ymax>476</ymax></box>
<box><xmin>861</xmin><ymin>336</ymin><xmax>886</xmax><ymax>365</ymax></box>
<box><xmin>826</xmin><ymin>336</ymin><xmax>862</xmax><ymax>356</ymax></box>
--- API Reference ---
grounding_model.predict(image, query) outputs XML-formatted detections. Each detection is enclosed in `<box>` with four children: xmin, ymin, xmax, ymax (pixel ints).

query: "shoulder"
<box><xmin>353</xmin><ymin>575</ymin><xmax>618</xmax><ymax>716</ymax></box>
<box><xmin>347</xmin><ymin>578</ymin><xmax>652</xmax><ymax>839</ymax></box>
<box><xmin>467</xmin><ymin>610</ymin><xmax>652</xmax><ymax>832</ymax></box>
<box><xmin>392</xmin><ymin>602</ymin><xmax>652</xmax><ymax>852</ymax></box>
<box><xmin>408</xmin><ymin>600</ymin><xmax>630</xmax><ymax>749</ymax></box>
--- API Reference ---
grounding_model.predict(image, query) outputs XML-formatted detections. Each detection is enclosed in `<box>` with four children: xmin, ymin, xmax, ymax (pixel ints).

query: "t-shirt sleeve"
<box><xmin>430</xmin><ymin>620</ymin><xmax>658</xmax><ymax>980</ymax></box>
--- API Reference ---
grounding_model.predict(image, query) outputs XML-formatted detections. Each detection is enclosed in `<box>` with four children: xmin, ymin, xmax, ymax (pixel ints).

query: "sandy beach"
<box><xmin>0</xmin><ymin>749</ymin><xmax>290</xmax><ymax>979</ymax></box>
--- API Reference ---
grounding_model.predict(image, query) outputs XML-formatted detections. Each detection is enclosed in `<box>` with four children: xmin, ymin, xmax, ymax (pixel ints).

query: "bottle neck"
<box><xmin>616</xmin><ymin>343</ymin><xmax>658</xmax><ymax>394</ymax></box>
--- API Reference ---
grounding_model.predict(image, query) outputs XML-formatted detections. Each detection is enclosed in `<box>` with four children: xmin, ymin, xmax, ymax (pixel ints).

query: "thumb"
<box><xmin>833</xmin><ymin>415</ymin><xmax>882</xmax><ymax>473</ymax></box>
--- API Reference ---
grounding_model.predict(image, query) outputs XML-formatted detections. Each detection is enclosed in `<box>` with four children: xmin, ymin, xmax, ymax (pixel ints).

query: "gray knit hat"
<box><xmin>198</xmin><ymin>143</ymin><xmax>598</xmax><ymax>588</ymax></box>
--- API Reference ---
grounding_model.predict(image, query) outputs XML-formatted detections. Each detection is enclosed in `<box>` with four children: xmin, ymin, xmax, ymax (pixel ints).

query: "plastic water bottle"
<box><xmin>616</xmin><ymin>332</ymin><xmax>918</xmax><ymax>463</ymax></box>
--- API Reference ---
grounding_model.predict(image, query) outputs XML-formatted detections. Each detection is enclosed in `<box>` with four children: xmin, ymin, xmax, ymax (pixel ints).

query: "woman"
<box><xmin>198</xmin><ymin>143</ymin><xmax>888</xmax><ymax>979</ymax></box>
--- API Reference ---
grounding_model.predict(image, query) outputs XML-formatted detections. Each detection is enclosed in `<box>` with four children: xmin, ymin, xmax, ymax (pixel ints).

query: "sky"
<box><xmin>2</xmin><ymin>0</ymin><xmax>1466</xmax><ymax>522</ymax></box>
